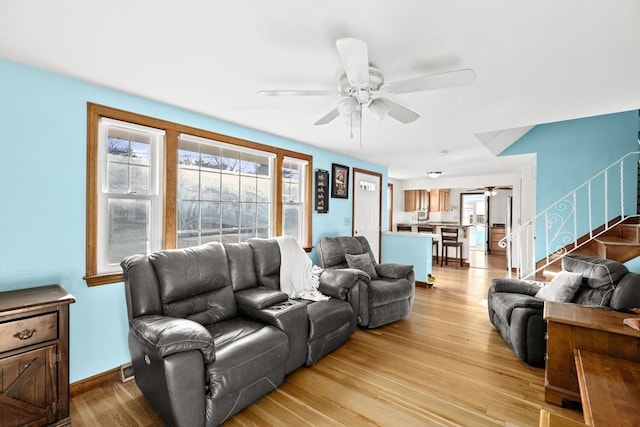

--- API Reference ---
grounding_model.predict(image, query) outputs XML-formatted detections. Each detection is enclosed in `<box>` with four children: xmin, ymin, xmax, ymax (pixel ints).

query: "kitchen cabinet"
<box><xmin>490</xmin><ymin>226</ymin><xmax>506</xmax><ymax>254</ymax></box>
<box><xmin>404</xmin><ymin>189</ymin><xmax>428</xmax><ymax>211</ymax></box>
<box><xmin>0</xmin><ymin>285</ymin><xmax>75</xmax><ymax>426</ymax></box>
<box><xmin>429</xmin><ymin>189</ymin><xmax>451</xmax><ymax>212</ymax></box>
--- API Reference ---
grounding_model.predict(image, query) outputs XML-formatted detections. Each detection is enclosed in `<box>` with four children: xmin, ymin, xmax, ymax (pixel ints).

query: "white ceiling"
<box><xmin>1</xmin><ymin>1</ymin><xmax>639</xmax><ymax>180</ymax></box>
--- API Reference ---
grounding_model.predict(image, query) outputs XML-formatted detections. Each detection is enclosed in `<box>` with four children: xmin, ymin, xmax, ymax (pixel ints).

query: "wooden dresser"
<box><xmin>543</xmin><ymin>301</ymin><xmax>640</xmax><ymax>407</ymax></box>
<box><xmin>0</xmin><ymin>285</ymin><xmax>75</xmax><ymax>426</ymax></box>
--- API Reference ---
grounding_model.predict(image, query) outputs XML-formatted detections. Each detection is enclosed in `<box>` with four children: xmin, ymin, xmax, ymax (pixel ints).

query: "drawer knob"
<box><xmin>13</xmin><ymin>328</ymin><xmax>37</xmax><ymax>340</ymax></box>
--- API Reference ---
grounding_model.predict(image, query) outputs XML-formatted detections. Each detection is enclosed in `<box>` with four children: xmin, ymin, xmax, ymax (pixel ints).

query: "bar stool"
<box><xmin>440</xmin><ymin>227</ymin><xmax>463</xmax><ymax>267</ymax></box>
<box><xmin>417</xmin><ymin>225</ymin><xmax>439</xmax><ymax>265</ymax></box>
<box><xmin>396</xmin><ymin>224</ymin><xmax>412</xmax><ymax>232</ymax></box>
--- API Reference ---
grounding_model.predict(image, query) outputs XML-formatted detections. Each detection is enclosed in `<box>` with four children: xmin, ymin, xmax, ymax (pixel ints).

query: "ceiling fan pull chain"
<box><xmin>359</xmin><ymin>109</ymin><xmax>363</xmax><ymax>148</ymax></box>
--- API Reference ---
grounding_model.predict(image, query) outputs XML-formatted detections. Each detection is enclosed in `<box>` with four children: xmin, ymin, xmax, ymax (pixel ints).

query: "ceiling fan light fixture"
<box><xmin>337</xmin><ymin>97</ymin><xmax>359</xmax><ymax>116</ymax></box>
<box><xmin>427</xmin><ymin>171</ymin><xmax>442</xmax><ymax>179</ymax></box>
<box><xmin>369</xmin><ymin>98</ymin><xmax>391</xmax><ymax>120</ymax></box>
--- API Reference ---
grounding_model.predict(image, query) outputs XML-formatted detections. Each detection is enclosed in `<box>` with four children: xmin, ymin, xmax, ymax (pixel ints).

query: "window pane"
<box><xmin>240</xmin><ymin>175</ymin><xmax>257</xmax><ymax>202</ymax></box>
<box><xmin>220</xmin><ymin>148</ymin><xmax>240</xmax><ymax>172</ymax></box>
<box><xmin>130</xmin><ymin>165</ymin><xmax>150</xmax><ymax>193</ymax></box>
<box><xmin>107</xmin><ymin>162</ymin><xmax>128</xmax><ymax>193</ymax></box>
<box><xmin>240</xmin><ymin>152</ymin><xmax>258</xmax><ymax>175</ymax></box>
<box><xmin>178</xmin><ymin>168</ymin><xmax>200</xmax><ymax>200</ymax></box>
<box><xmin>177</xmin><ymin>231</ymin><xmax>199</xmax><ymax>249</ymax></box>
<box><xmin>200</xmin><ymin>171</ymin><xmax>220</xmax><ymax>201</ymax></box>
<box><xmin>178</xmin><ymin>200</ymin><xmax>199</xmax><ymax>231</ymax></box>
<box><xmin>283</xmin><ymin>205</ymin><xmax>300</xmax><ymax>238</ymax></box>
<box><xmin>240</xmin><ymin>202</ymin><xmax>256</xmax><ymax>226</ymax></box>
<box><xmin>256</xmin><ymin>155</ymin><xmax>270</xmax><ymax>177</ymax></box>
<box><xmin>221</xmin><ymin>229</ymin><xmax>240</xmax><ymax>243</ymax></box>
<box><xmin>201</xmin><ymin>202</ymin><xmax>220</xmax><ymax>230</ymax></box>
<box><xmin>178</xmin><ymin>144</ymin><xmax>200</xmax><ymax>166</ymax></box>
<box><xmin>107</xmin><ymin>199</ymin><xmax>150</xmax><ymax>263</ymax></box>
<box><xmin>257</xmin><ymin>203</ymin><xmax>270</xmax><ymax>227</ymax></box>
<box><xmin>221</xmin><ymin>173</ymin><xmax>239</xmax><ymax>201</ymax></box>
<box><xmin>257</xmin><ymin>177</ymin><xmax>270</xmax><ymax>202</ymax></box>
<box><xmin>129</xmin><ymin>139</ymin><xmax>151</xmax><ymax>166</ymax></box>
<box><xmin>200</xmin><ymin>144</ymin><xmax>221</xmax><ymax>171</ymax></box>
<box><xmin>221</xmin><ymin>202</ymin><xmax>239</xmax><ymax>228</ymax></box>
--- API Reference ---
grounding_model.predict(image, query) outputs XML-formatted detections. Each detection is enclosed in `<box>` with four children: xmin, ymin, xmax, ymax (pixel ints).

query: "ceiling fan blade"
<box><xmin>382</xmin><ymin>68</ymin><xmax>477</xmax><ymax>95</ymax></box>
<box><xmin>335</xmin><ymin>38</ymin><xmax>370</xmax><ymax>86</ymax></box>
<box><xmin>314</xmin><ymin>108</ymin><xmax>340</xmax><ymax>125</ymax></box>
<box><xmin>379</xmin><ymin>98</ymin><xmax>420</xmax><ymax>123</ymax></box>
<box><xmin>257</xmin><ymin>90</ymin><xmax>340</xmax><ymax>97</ymax></box>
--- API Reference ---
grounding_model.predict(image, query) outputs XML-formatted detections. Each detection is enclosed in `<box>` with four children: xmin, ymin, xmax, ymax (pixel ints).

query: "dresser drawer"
<box><xmin>0</xmin><ymin>312</ymin><xmax>58</xmax><ymax>353</ymax></box>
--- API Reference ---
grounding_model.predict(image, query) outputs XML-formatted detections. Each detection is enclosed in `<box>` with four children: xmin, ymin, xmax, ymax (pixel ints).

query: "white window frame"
<box><xmin>96</xmin><ymin>118</ymin><xmax>164</xmax><ymax>273</ymax></box>
<box><xmin>282</xmin><ymin>156</ymin><xmax>308</xmax><ymax>243</ymax></box>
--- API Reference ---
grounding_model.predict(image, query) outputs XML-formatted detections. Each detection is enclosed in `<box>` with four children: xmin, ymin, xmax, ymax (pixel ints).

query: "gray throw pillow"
<box><xmin>345</xmin><ymin>253</ymin><xmax>379</xmax><ymax>279</ymax></box>
<box><xmin>535</xmin><ymin>271</ymin><xmax>583</xmax><ymax>302</ymax></box>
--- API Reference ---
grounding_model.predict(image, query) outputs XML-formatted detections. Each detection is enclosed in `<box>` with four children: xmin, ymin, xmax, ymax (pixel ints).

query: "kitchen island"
<box><xmin>382</xmin><ymin>231</ymin><xmax>435</xmax><ymax>285</ymax></box>
<box><xmin>394</xmin><ymin>223</ymin><xmax>470</xmax><ymax>267</ymax></box>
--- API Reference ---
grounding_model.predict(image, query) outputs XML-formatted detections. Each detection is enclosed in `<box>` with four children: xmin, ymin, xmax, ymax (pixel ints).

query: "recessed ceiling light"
<box><xmin>427</xmin><ymin>171</ymin><xmax>442</xmax><ymax>179</ymax></box>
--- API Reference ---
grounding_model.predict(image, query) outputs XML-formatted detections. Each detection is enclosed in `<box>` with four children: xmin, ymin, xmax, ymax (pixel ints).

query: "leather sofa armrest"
<box><xmin>375</xmin><ymin>263</ymin><xmax>414</xmax><ymax>280</ymax></box>
<box><xmin>490</xmin><ymin>278</ymin><xmax>542</xmax><ymax>297</ymax></box>
<box><xmin>318</xmin><ymin>268</ymin><xmax>361</xmax><ymax>299</ymax></box>
<box><xmin>236</xmin><ymin>287</ymin><xmax>289</xmax><ymax>310</ymax></box>
<box><xmin>130</xmin><ymin>315</ymin><xmax>215</xmax><ymax>363</ymax></box>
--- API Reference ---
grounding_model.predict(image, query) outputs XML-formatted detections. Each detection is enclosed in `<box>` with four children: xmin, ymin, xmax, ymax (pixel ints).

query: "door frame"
<box><xmin>352</xmin><ymin>167</ymin><xmax>383</xmax><ymax>261</ymax></box>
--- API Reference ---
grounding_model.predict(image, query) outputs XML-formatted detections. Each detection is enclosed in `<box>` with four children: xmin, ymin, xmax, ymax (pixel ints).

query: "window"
<box><xmin>176</xmin><ymin>133</ymin><xmax>275</xmax><ymax>247</ymax></box>
<box><xmin>85</xmin><ymin>103</ymin><xmax>313</xmax><ymax>286</ymax></box>
<box><xmin>97</xmin><ymin>119</ymin><xmax>164</xmax><ymax>273</ymax></box>
<box><xmin>282</xmin><ymin>158</ymin><xmax>308</xmax><ymax>240</ymax></box>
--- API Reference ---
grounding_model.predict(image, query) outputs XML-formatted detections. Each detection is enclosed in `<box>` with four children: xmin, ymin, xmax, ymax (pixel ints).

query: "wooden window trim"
<box><xmin>84</xmin><ymin>102</ymin><xmax>313</xmax><ymax>286</ymax></box>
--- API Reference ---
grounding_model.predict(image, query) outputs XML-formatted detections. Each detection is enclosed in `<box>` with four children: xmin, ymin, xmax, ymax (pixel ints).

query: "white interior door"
<box><xmin>353</xmin><ymin>169</ymin><xmax>382</xmax><ymax>262</ymax></box>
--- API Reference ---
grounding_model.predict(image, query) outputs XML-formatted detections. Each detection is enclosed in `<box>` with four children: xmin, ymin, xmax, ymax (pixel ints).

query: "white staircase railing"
<box><xmin>500</xmin><ymin>151</ymin><xmax>640</xmax><ymax>279</ymax></box>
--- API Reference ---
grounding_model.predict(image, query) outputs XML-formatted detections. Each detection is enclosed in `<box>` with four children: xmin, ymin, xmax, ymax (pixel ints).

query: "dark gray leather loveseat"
<box><xmin>121</xmin><ymin>238</ymin><xmax>360</xmax><ymax>426</ymax></box>
<box><xmin>488</xmin><ymin>254</ymin><xmax>640</xmax><ymax>367</ymax></box>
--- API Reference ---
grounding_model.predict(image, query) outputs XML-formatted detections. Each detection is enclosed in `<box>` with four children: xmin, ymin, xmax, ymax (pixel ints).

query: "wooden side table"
<box><xmin>543</xmin><ymin>301</ymin><xmax>640</xmax><ymax>406</ymax></box>
<box><xmin>0</xmin><ymin>285</ymin><xmax>75</xmax><ymax>426</ymax></box>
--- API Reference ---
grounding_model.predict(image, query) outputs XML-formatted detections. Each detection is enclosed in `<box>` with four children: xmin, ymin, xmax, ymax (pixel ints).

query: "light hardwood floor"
<box><xmin>70</xmin><ymin>256</ymin><xmax>585</xmax><ymax>426</ymax></box>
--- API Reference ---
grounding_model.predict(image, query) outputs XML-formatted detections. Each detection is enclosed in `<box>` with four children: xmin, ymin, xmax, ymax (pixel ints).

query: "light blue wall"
<box><xmin>502</xmin><ymin>111</ymin><xmax>639</xmax><ymax>259</ymax></box>
<box><xmin>0</xmin><ymin>58</ymin><xmax>386</xmax><ymax>382</ymax></box>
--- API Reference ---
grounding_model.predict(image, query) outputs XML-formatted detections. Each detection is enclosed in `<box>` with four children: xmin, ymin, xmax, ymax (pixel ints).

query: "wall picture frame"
<box><xmin>331</xmin><ymin>163</ymin><xmax>349</xmax><ymax>199</ymax></box>
<box><xmin>315</xmin><ymin>169</ymin><xmax>329</xmax><ymax>213</ymax></box>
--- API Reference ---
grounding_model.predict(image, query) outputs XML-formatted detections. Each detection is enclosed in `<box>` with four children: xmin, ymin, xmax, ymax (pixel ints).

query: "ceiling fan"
<box><xmin>468</xmin><ymin>186</ymin><xmax>512</xmax><ymax>196</ymax></box>
<box><xmin>257</xmin><ymin>38</ymin><xmax>476</xmax><ymax>143</ymax></box>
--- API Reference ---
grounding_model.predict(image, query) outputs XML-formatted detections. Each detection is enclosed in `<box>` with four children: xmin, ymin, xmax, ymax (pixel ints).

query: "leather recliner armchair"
<box><xmin>316</xmin><ymin>236</ymin><xmax>415</xmax><ymax>328</ymax></box>
<box><xmin>121</xmin><ymin>239</ymin><xmax>361</xmax><ymax>426</ymax></box>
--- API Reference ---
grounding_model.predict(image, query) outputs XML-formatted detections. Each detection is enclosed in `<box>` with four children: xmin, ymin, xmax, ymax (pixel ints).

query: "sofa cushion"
<box><xmin>368</xmin><ymin>278</ymin><xmax>414</xmax><ymax>307</ymax></box>
<box><xmin>206</xmin><ymin>319</ymin><xmax>288</xmax><ymax>399</ymax></box>
<box><xmin>491</xmin><ymin>292</ymin><xmax>545</xmax><ymax>325</ymax></box>
<box><xmin>149</xmin><ymin>243</ymin><xmax>237</xmax><ymax>323</ymax></box>
<box><xmin>317</xmin><ymin>236</ymin><xmax>369</xmax><ymax>269</ymax></box>
<box><xmin>571</xmin><ymin>285</ymin><xmax>614</xmax><ymax>306</ymax></box>
<box><xmin>224</xmin><ymin>242</ymin><xmax>258</xmax><ymax>292</ymax></box>
<box><xmin>562</xmin><ymin>254</ymin><xmax>628</xmax><ymax>288</ymax></box>
<box><xmin>248</xmin><ymin>238</ymin><xmax>282</xmax><ymax>290</ymax></box>
<box><xmin>610</xmin><ymin>272</ymin><xmax>640</xmax><ymax>312</ymax></box>
<box><xmin>345</xmin><ymin>253</ymin><xmax>379</xmax><ymax>279</ymax></box>
<box><xmin>535</xmin><ymin>271</ymin><xmax>583</xmax><ymax>302</ymax></box>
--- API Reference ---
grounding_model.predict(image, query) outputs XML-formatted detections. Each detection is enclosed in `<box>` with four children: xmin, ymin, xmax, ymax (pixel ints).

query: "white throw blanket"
<box><xmin>276</xmin><ymin>236</ymin><xmax>329</xmax><ymax>301</ymax></box>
